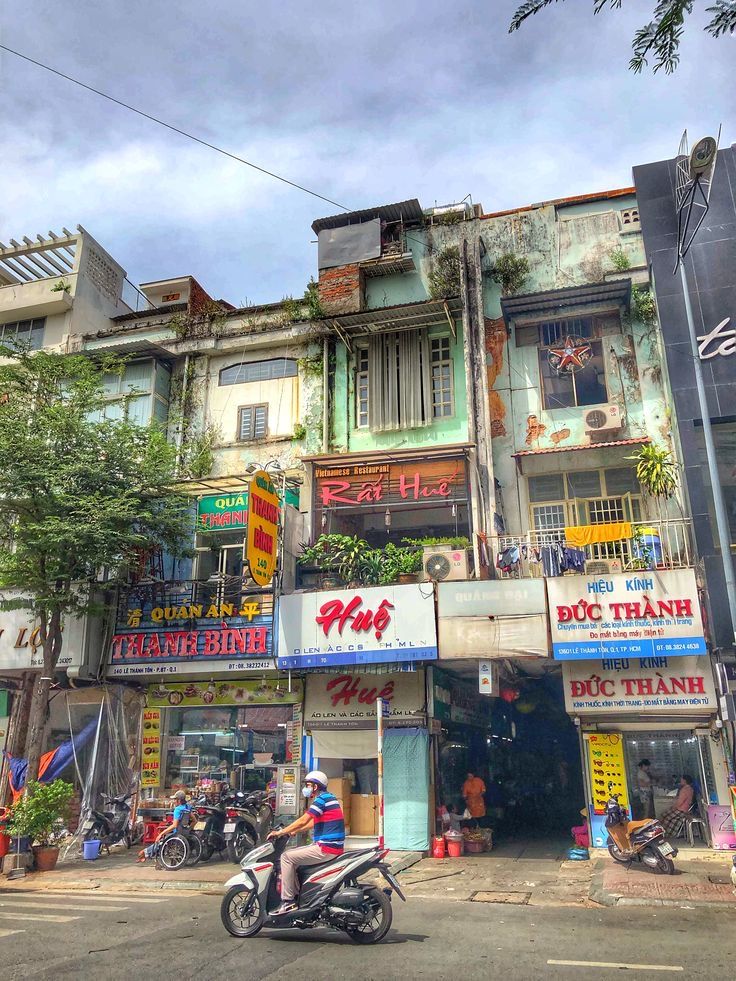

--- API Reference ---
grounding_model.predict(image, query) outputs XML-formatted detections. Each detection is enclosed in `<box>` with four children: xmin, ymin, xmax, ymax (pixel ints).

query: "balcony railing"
<box><xmin>489</xmin><ymin>518</ymin><xmax>695</xmax><ymax>578</ymax></box>
<box><xmin>116</xmin><ymin>576</ymin><xmax>273</xmax><ymax>627</ymax></box>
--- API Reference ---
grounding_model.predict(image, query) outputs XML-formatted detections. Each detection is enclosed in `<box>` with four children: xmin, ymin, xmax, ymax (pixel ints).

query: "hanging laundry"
<box><xmin>564</xmin><ymin>522</ymin><xmax>632</xmax><ymax>547</ymax></box>
<box><xmin>561</xmin><ymin>546</ymin><xmax>586</xmax><ymax>573</ymax></box>
<box><xmin>496</xmin><ymin>544</ymin><xmax>520</xmax><ymax>573</ymax></box>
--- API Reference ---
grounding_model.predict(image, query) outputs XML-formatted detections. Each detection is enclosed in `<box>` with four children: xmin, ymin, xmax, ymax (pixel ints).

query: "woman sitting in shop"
<box><xmin>660</xmin><ymin>774</ymin><xmax>696</xmax><ymax>835</ymax></box>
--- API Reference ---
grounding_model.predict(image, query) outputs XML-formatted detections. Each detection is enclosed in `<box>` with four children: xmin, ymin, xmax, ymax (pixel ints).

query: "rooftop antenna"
<box><xmin>671</xmin><ymin>125</ymin><xmax>736</xmax><ymax>644</ymax></box>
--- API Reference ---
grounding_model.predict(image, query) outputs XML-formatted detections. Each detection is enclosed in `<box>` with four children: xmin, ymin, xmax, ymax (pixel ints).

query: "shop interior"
<box><xmin>160</xmin><ymin>702</ymin><xmax>294</xmax><ymax>795</ymax></box>
<box><xmin>434</xmin><ymin>664</ymin><xmax>585</xmax><ymax>846</ymax></box>
<box><xmin>317</xmin><ymin>500</ymin><xmax>471</xmax><ymax>549</ymax></box>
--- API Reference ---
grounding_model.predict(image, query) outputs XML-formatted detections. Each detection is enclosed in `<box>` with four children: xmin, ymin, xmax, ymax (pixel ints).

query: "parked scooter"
<box><xmin>222</xmin><ymin>790</ymin><xmax>274</xmax><ymax>864</ymax></box>
<box><xmin>220</xmin><ymin>834</ymin><xmax>405</xmax><ymax>943</ymax></box>
<box><xmin>81</xmin><ymin>793</ymin><xmax>134</xmax><ymax>849</ymax></box>
<box><xmin>605</xmin><ymin>789</ymin><xmax>678</xmax><ymax>874</ymax></box>
<box><xmin>193</xmin><ymin>794</ymin><xmax>229</xmax><ymax>861</ymax></box>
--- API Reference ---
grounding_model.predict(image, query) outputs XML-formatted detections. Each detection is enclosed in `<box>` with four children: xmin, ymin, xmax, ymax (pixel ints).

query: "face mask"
<box><xmin>301</xmin><ymin>785</ymin><xmax>313</xmax><ymax>798</ymax></box>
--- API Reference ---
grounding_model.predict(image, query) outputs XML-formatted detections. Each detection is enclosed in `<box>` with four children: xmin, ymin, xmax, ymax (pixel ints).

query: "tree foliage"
<box><xmin>509</xmin><ymin>1</ymin><xmax>735</xmax><ymax>74</ymax></box>
<box><xmin>0</xmin><ymin>346</ymin><xmax>192</xmax><ymax>781</ymax></box>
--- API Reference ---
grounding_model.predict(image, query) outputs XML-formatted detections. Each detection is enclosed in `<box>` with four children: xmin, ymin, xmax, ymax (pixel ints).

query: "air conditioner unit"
<box><xmin>584</xmin><ymin>559</ymin><xmax>622</xmax><ymax>576</ymax></box>
<box><xmin>584</xmin><ymin>404</ymin><xmax>623</xmax><ymax>435</ymax></box>
<box><xmin>422</xmin><ymin>547</ymin><xmax>469</xmax><ymax>582</ymax></box>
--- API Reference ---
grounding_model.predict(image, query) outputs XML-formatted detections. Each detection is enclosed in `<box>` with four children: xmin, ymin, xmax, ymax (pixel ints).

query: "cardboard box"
<box><xmin>328</xmin><ymin>778</ymin><xmax>352</xmax><ymax>825</ymax></box>
<box><xmin>350</xmin><ymin>793</ymin><xmax>378</xmax><ymax>836</ymax></box>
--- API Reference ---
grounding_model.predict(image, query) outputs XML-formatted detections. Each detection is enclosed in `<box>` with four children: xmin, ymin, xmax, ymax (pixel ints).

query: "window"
<box><xmin>619</xmin><ymin>208</ymin><xmax>640</xmax><ymax>232</ymax></box>
<box><xmin>431</xmin><ymin>336</ymin><xmax>453</xmax><ymax>417</ymax></box>
<box><xmin>220</xmin><ymin>359</ymin><xmax>297</xmax><ymax>386</ymax></box>
<box><xmin>356</xmin><ymin>346</ymin><xmax>369</xmax><ymax>428</ymax></box>
<box><xmin>535</xmin><ymin>316</ymin><xmax>609</xmax><ymax>409</ymax></box>
<box><xmin>355</xmin><ymin>330</ymin><xmax>451</xmax><ymax>431</ymax></box>
<box><xmin>238</xmin><ymin>404</ymin><xmax>268</xmax><ymax>442</ymax></box>
<box><xmin>93</xmin><ymin>359</ymin><xmax>169</xmax><ymax>425</ymax></box>
<box><xmin>528</xmin><ymin>467</ymin><xmax>642</xmax><ymax>531</ymax></box>
<box><xmin>0</xmin><ymin>318</ymin><xmax>45</xmax><ymax>350</ymax></box>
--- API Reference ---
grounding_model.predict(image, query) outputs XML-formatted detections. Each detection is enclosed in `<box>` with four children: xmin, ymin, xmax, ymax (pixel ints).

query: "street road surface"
<box><xmin>0</xmin><ymin>887</ymin><xmax>734</xmax><ymax>979</ymax></box>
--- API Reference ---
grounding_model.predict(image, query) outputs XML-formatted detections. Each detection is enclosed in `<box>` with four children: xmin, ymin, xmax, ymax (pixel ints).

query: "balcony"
<box><xmin>489</xmin><ymin>518</ymin><xmax>695</xmax><ymax>578</ymax></box>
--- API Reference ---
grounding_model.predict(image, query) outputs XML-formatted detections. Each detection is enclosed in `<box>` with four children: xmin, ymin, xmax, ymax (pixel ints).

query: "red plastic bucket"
<box><xmin>447</xmin><ymin>840</ymin><xmax>462</xmax><ymax>858</ymax></box>
<box><xmin>432</xmin><ymin>835</ymin><xmax>446</xmax><ymax>859</ymax></box>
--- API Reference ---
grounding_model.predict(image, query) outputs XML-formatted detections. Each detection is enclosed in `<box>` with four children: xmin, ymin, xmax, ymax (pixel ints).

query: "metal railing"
<box><xmin>121</xmin><ymin>278</ymin><xmax>155</xmax><ymax>313</ymax></box>
<box><xmin>489</xmin><ymin>518</ymin><xmax>695</xmax><ymax>578</ymax></box>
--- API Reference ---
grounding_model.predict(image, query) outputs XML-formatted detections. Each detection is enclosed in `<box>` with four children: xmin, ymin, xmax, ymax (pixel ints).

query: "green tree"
<box><xmin>0</xmin><ymin>347</ymin><xmax>191</xmax><ymax>785</ymax></box>
<box><xmin>509</xmin><ymin>1</ymin><xmax>735</xmax><ymax>74</ymax></box>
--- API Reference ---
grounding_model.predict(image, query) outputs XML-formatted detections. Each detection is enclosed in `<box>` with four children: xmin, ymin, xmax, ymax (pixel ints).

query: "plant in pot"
<box><xmin>298</xmin><ymin>534</ymin><xmax>371</xmax><ymax>588</ymax></box>
<box><xmin>8</xmin><ymin>779</ymin><xmax>74</xmax><ymax>872</ymax></box>
<box><xmin>380</xmin><ymin>543</ymin><xmax>423</xmax><ymax>584</ymax></box>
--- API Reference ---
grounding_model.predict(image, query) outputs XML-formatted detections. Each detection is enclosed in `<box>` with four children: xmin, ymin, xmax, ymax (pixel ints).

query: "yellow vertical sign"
<box><xmin>246</xmin><ymin>470</ymin><xmax>279</xmax><ymax>586</ymax></box>
<box><xmin>141</xmin><ymin>708</ymin><xmax>161</xmax><ymax>788</ymax></box>
<box><xmin>586</xmin><ymin>732</ymin><xmax>629</xmax><ymax>815</ymax></box>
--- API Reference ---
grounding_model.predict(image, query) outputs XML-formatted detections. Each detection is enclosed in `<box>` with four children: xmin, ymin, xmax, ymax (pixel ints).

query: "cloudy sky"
<box><xmin>1</xmin><ymin>2</ymin><xmax>733</xmax><ymax>304</ymax></box>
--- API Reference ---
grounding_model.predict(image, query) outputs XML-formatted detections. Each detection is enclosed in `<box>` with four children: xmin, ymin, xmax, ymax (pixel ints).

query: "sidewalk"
<box><xmin>0</xmin><ymin>845</ymin><xmax>420</xmax><ymax>894</ymax></box>
<box><xmin>590</xmin><ymin>848</ymin><xmax>736</xmax><ymax>910</ymax></box>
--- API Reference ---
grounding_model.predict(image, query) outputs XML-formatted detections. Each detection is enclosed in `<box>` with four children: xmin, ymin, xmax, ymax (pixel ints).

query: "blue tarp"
<box><xmin>4</xmin><ymin>717</ymin><xmax>98</xmax><ymax>794</ymax></box>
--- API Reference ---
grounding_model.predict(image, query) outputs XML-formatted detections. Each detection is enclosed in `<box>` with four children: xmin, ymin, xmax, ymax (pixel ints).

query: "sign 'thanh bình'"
<box><xmin>246</xmin><ymin>470</ymin><xmax>280</xmax><ymax>586</ymax></box>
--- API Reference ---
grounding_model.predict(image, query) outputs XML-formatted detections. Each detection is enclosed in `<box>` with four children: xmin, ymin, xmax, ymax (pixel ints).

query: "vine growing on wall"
<box><xmin>168</xmin><ymin>301</ymin><xmax>228</xmax><ymax>341</ymax></box>
<box><xmin>608</xmin><ymin>246</ymin><xmax>631</xmax><ymax>272</ymax></box>
<box><xmin>632</xmin><ymin>285</ymin><xmax>657</xmax><ymax>328</ymax></box>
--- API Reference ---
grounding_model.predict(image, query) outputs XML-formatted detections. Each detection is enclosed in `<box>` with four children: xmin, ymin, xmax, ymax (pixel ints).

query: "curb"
<box><xmin>588</xmin><ymin>864</ymin><xmax>736</xmax><ymax>911</ymax></box>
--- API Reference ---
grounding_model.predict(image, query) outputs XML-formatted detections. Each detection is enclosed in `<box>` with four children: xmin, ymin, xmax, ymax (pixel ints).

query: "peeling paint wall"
<box><xmin>477</xmin><ymin>194</ymin><xmax>678</xmax><ymax>534</ymax></box>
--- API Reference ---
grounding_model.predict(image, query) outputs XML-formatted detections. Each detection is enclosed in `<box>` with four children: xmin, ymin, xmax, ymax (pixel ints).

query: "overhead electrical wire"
<box><xmin>0</xmin><ymin>43</ymin><xmax>350</xmax><ymax>213</ymax></box>
<box><xmin>0</xmin><ymin>43</ymin><xmax>453</xmax><ymax>260</ymax></box>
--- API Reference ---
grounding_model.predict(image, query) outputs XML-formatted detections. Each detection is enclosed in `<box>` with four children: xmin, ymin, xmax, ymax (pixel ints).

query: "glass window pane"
<box><xmin>566</xmin><ymin>470</ymin><xmax>602</xmax><ymax>498</ymax></box>
<box><xmin>532</xmin><ymin>504</ymin><xmax>566</xmax><ymax>531</ymax></box>
<box><xmin>528</xmin><ymin>474</ymin><xmax>565</xmax><ymax>503</ymax></box>
<box><xmin>154</xmin><ymin>363</ymin><xmax>171</xmax><ymax>399</ymax></box>
<box><xmin>540</xmin><ymin>353</ymin><xmax>575</xmax><ymax>409</ymax></box>
<box><xmin>127</xmin><ymin>395</ymin><xmax>150</xmax><ymax>426</ymax></box>
<box><xmin>123</xmin><ymin>360</ymin><xmax>153</xmax><ymax>393</ymax></box>
<box><xmin>573</xmin><ymin>342</ymin><xmax>608</xmax><ymax>406</ymax></box>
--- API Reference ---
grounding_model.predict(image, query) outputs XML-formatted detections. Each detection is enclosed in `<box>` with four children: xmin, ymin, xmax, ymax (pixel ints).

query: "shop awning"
<box><xmin>500</xmin><ymin>279</ymin><xmax>632</xmax><ymax>328</ymax></box>
<box><xmin>512</xmin><ymin>437</ymin><xmax>650</xmax><ymax>473</ymax></box>
<box><xmin>329</xmin><ymin>297</ymin><xmax>463</xmax><ymax>350</ymax></box>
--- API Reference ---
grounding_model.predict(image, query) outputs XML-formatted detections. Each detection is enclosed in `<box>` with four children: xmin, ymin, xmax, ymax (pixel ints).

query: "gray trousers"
<box><xmin>280</xmin><ymin>843</ymin><xmax>330</xmax><ymax>901</ymax></box>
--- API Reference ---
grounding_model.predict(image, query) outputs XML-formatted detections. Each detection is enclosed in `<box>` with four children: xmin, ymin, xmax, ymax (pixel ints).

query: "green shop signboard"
<box><xmin>197</xmin><ymin>493</ymin><xmax>248</xmax><ymax>531</ymax></box>
<box><xmin>197</xmin><ymin>488</ymin><xmax>300</xmax><ymax>532</ymax></box>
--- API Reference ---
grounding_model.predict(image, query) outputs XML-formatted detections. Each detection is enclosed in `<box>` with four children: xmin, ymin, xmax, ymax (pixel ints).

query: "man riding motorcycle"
<box><xmin>267</xmin><ymin>770</ymin><xmax>345</xmax><ymax>916</ymax></box>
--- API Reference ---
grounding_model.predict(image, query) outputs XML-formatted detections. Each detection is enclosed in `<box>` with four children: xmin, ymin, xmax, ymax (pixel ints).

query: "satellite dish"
<box><xmin>689</xmin><ymin>137</ymin><xmax>717</xmax><ymax>178</ymax></box>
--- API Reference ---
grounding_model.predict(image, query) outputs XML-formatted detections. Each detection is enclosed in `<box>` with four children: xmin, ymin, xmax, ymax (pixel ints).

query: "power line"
<box><xmin>0</xmin><ymin>44</ymin><xmax>350</xmax><ymax>213</ymax></box>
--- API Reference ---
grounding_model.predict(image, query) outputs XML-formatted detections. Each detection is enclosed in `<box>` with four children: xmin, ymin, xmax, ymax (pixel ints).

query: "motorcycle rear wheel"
<box><xmin>221</xmin><ymin>886</ymin><xmax>264</xmax><ymax>938</ymax></box>
<box><xmin>346</xmin><ymin>887</ymin><xmax>392</xmax><ymax>945</ymax></box>
<box><xmin>227</xmin><ymin>827</ymin><xmax>255</xmax><ymax>864</ymax></box>
<box><xmin>645</xmin><ymin>846</ymin><xmax>675</xmax><ymax>875</ymax></box>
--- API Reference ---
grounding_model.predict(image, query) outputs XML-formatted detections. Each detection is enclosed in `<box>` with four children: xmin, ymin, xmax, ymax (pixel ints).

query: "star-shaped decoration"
<box><xmin>548</xmin><ymin>336</ymin><xmax>592</xmax><ymax>373</ymax></box>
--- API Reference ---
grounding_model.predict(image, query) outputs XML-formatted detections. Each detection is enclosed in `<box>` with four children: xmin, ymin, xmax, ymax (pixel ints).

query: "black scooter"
<box><xmin>81</xmin><ymin>793</ymin><xmax>134</xmax><ymax>849</ymax></box>
<box><xmin>193</xmin><ymin>795</ymin><xmax>229</xmax><ymax>861</ymax></box>
<box><xmin>222</xmin><ymin>790</ymin><xmax>274</xmax><ymax>864</ymax></box>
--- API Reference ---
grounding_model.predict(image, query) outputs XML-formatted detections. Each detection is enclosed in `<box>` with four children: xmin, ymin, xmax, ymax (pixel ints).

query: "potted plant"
<box><xmin>298</xmin><ymin>534</ymin><xmax>372</xmax><ymax>589</ymax></box>
<box><xmin>8</xmin><ymin>779</ymin><xmax>74</xmax><ymax>872</ymax></box>
<box><xmin>380</xmin><ymin>543</ymin><xmax>423</xmax><ymax>584</ymax></box>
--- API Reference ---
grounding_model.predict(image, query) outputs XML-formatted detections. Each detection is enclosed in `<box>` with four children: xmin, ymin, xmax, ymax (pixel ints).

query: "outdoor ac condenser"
<box><xmin>422</xmin><ymin>547</ymin><xmax>469</xmax><ymax>582</ymax></box>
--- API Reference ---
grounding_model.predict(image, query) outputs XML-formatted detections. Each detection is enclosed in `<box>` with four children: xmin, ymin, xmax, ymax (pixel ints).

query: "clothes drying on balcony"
<box><xmin>538</xmin><ymin>543</ymin><xmax>586</xmax><ymax>577</ymax></box>
<box><xmin>563</xmin><ymin>521</ymin><xmax>632</xmax><ymax>548</ymax></box>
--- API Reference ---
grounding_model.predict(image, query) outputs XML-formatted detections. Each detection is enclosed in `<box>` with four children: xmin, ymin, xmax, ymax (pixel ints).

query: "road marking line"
<box><xmin>0</xmin><ymin>928</ymin><xmax>26</xmax><ymax>938</ymax></box>
<box><xmin>0</xmin><ymin>891</ymin><xmax>165</xmax><ymax>904</ymax></box>
<box><xmin>0</xmin><ymin>912</ymin><xmax>81</xmax><ymax>923</ymax></box>
<box><xmin>548</xmin><ymin>960</ymin><xmax>684</xmax><ymax>972</ymax></box>
<box><xmin>0</xmin><ymin>901</ymin><xmax>128</xmax><ymax>912</ymax></box>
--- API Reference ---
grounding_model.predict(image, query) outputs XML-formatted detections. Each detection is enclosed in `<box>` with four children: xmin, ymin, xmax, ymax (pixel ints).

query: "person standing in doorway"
<box><xmin>636</xmin><ymin>759</ymin><xmax>656</xmax><ymax>819</ymax></box>
<box><xmin>462</xmin><ymin>771</ymin><xmax>486</xmax><ymax>822</ymax></box>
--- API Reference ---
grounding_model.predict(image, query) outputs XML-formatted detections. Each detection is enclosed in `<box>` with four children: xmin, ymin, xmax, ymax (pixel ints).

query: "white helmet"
<box><xmin>305</xmin><ymin>770</ymin><xmax>328</xmax><ymax>789</ymax></box>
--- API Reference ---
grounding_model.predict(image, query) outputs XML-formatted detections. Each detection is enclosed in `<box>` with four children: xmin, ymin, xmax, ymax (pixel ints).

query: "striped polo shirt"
<box><xmin>308</xmin><ymin>791</ymin><xmax>345</xmax><ymax>855</ymax></box>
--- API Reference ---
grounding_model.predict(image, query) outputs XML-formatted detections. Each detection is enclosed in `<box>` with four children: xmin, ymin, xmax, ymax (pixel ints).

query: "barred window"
<box><xmin>238</xmin><ymin>404</ymin><xmax>268</xmax><ymax>442</ymax></box>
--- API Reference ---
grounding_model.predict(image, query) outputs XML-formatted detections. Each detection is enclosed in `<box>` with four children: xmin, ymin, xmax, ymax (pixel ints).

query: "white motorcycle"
<box><xmin>220</xmin><ymin>834</ymin><xmax>405</xmax><ymax>944</ymax></box>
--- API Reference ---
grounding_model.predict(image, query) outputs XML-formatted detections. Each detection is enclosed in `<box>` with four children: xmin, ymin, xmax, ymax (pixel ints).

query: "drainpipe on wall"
<box><xmin>322</xmin><ymin>337</ymin><xmax>329</xmax><ymax>454</ymax></box>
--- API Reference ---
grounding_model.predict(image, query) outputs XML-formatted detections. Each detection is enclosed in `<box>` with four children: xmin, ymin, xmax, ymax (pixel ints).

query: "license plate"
<box><xmin>379</xmin><ymin>866</ymin><xmax>406</xmax><ymax>902</ymax></box>
<box><xmin>194</xmin><ymin>821</ymin><xmax>207</xmax><ymax>831</ymax></box>
<box><xmin>224</xmin><ymin>822</ymin><xmax>236</xmax><ymax>833</ymax></box>
<box><xmin>660</xmin><ymin>842</ymin><xmax>674</xmax><ymax>855</ymax></box>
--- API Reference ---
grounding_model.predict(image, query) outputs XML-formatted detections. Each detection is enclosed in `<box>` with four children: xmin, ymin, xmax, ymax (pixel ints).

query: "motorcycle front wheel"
<box><xmin>221</xmin><ymin>886</ymin><xmax>264</xmax><ymax>938</ymax></box>
<box><xmin>346</xmin><ymin>886</ymin><xmax>392</xmax><ymax>945</ymax></box>
<box><xmin>607</xmin><ymin>841</ymin><xmax>631</xmax><ymax>865</ymax></box>
<box><xmin>227</xmin><ymin>827</ymin><xmax>255</xmax><ymax>864</ymax></box>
